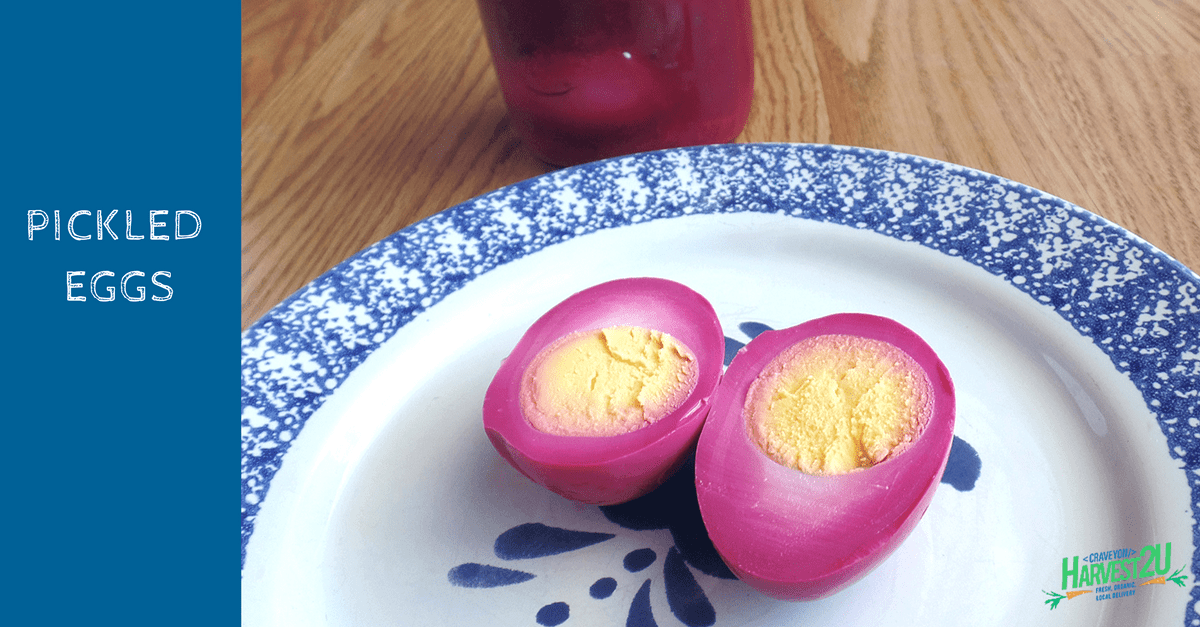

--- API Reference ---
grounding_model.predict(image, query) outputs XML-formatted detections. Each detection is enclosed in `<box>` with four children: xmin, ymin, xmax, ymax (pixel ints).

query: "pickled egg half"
<box><xmin>484</xmin><ymin>277</ymin><xmax>724</xmax><ymax>505</ymax></box>
<box><xmin>695</xmin><ymin>313</ymin><xmax>955</xmax><ymax>600</ymax></box>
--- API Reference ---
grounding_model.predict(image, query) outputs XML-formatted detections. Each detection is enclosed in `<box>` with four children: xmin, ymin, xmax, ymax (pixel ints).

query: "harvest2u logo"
<box><xmin>1043</xmin><ymin>542</ymin><xmax>1187</xmax><ymax>609</ymax></box>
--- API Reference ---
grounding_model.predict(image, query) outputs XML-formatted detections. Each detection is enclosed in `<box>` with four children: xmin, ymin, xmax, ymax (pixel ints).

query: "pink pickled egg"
<box><xmin>484</xmin><ymin>277</ymin><xmax>724</xmax><ymax>505</ymax></box>
<box><xmin>695</xmin><ymin>313</ymin><xmax>955</xmax><ymax>600</ymax></box>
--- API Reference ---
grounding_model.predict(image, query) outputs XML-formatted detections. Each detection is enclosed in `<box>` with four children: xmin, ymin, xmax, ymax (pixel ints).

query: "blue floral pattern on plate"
<box><xmin>241</xmin><ymin>143</ymin><xmax>1200</xmax><ymax>623</ymax></box>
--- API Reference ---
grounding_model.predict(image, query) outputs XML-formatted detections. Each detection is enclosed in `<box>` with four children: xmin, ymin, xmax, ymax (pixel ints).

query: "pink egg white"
<box><xmin>695</xmin><ymin>313</ymin><xmax>956</xmax><ymax>600</ymax></box>
<box><xmin>484</xmin><ymin>277</ymin><xmax>725</xmax><ymax>505</ymax></box>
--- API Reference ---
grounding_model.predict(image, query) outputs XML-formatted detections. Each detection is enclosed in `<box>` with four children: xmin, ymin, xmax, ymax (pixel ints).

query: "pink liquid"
<box><xmin>476</xmin><ymin>0</ymin><xmax>754</xmax><ymax>166</ymax></box>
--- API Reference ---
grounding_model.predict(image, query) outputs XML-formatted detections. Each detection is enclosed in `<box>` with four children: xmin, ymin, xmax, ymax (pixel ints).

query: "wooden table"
<box><xmin>242</xmin><ymin>0</ymin><xmax>1200</xmax><ymax>329</ymax></box>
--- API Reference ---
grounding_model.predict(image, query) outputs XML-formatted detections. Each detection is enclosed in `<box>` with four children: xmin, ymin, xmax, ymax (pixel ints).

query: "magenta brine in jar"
<box><xmin>475</xmin><ymin>0</ymin><xmax>754</xmax><ymax>166</ymax></box>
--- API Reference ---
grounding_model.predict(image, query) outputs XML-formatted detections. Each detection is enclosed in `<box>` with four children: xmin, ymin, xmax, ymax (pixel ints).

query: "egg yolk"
<box><xmin>745</xmin><ymin>334</ymin><xmax>932</xmax><ymax>475</ymax></box>
<box><xmin>521</xmin><ymin>326</ymin><xmax>699</xmax><ymax>437</ymax></box>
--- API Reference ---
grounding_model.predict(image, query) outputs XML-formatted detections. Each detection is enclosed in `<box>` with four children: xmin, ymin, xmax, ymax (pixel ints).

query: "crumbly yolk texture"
<box><xmin>521</xmin><ymin>326</ymin><xmax>699</xmax><ymax>437</ymax></box>
<box><xmin>745</xmin><ymin>334</ymin><xmax>932</xmax><ymax>475</ymax></box>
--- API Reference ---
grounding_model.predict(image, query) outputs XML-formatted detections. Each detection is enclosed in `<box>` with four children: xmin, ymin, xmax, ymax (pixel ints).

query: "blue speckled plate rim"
<box><xmin>240</xmin><ymin>142</ymin><xmax>1200</xmax><ymax>620</ymax></box>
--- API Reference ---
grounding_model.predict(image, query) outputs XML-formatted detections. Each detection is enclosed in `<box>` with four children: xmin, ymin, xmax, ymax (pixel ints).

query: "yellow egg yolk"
<box><xmin>745</xmin><ymin>334</ymin><xmax>932</xmax><ymax>475</ymax></box>
<box><xmin>521</xmin><ymin>326</ymin><xmax>699</xmax><ymax>437</ymax></box>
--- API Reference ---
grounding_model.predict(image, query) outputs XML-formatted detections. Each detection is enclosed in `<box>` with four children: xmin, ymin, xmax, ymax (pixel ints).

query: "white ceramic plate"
<box><xmin>241</xmin><ymin>144</ymin><xmax>1200</xmax><ymax>626</ymax></box>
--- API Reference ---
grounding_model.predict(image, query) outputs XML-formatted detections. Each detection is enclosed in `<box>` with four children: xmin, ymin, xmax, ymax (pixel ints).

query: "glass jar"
<box><xmin>475</xmin><ymin>0</ymin><xmax>754</xmax><ymax>166</ymax></box>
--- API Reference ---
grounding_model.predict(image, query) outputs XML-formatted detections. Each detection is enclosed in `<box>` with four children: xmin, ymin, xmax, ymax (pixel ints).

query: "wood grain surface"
<box><xmin>243</xmin><ymin>0</ymin><xmax>1200</xmax><ymax>329</ymax></box>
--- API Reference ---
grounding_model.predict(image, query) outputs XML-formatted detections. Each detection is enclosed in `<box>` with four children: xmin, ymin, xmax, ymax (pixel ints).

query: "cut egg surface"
<box><xmin>695</xmin><ymin>313</ymin><xmax>956</xmax><ymax>600</ymax></box>
<box><xmin>484</xmin><ymin>278</ymin><xmax>724</xmax><ymax>505</ymax></box>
